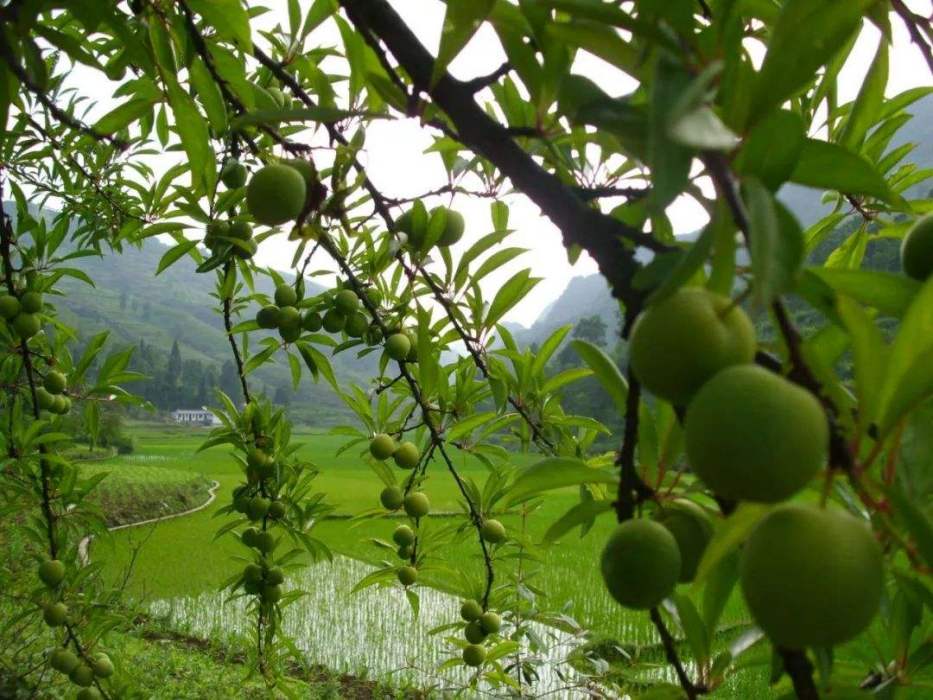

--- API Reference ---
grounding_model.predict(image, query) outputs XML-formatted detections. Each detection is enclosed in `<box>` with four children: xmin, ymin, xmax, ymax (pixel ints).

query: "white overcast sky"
<box><xmin>59</xmin><ymin>1</ymin><xmax>933</xmax><ymax>325</ymax></box>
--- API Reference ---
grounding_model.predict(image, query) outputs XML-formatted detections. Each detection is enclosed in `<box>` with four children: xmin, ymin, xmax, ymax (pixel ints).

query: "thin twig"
<box><xmin>650</xmin><ymin>608</ymin><xmax>706</xmax><ymax>699</ymax></box>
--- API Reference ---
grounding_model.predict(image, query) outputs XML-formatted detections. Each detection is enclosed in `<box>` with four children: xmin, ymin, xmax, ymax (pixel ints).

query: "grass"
<box><xmin>87</xmin><ymin>423</ymin><xmax>779</xmax><ymax>696</ymax></box>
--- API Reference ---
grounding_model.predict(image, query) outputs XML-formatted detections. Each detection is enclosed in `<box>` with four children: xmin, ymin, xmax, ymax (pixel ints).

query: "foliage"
<box><xmin>1</xmin><ymin>1</ymin><xmax>933</xmax><ymax>699</ymax></box>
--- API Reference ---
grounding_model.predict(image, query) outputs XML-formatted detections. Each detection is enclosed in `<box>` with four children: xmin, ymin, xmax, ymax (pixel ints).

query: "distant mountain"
<box><xmin>510</xmin><ymin>95</ymin><xmax>933</xmax><ymax>347</ymax></box>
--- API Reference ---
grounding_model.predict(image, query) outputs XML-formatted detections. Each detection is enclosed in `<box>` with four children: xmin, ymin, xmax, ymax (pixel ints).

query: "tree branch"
<box><xmin>462</xmin><ymin>61</ymin><xmax>512</xmax><ymax>93</ymax></box>
<box><xmin>650</xmin><ymin>607</ymin><xmax>706</xmax><ymax>699</ymax></box>
<box><xmin>891</xmin><ymin>0</ymin><xmax>933</xmax><ymax>74</ymax></box>
<box><xmin>779</xmin><ymin>648</ymin><xmax>820</xmax><ymax>700</ymax></box>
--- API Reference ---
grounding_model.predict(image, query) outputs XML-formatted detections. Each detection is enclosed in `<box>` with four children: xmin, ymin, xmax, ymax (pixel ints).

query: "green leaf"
<box><xmin>734</xmin><ymin>109</ymin><xmax>806</xmax><ymax>190</ymax></box>
<box><xmin>93</xmin><ymin>98</ymin><xmax>156</xmax><ymax>135</ymax></box>
<box><xmin>190</xmin><ymin>58</ymin><xmax>228</xmax><ymax>133</ymax></box>
<box><xmin>648</xmin><ymin>225</ymin><xmax>714</xmax><ymax>305</ymax></box>
<box><xmin>749</xmin><ymin>0</ymin><xmax>875</xmax><ymax>126</ymax></box>
<box><xmin>672</xmin><ymin>594</ymin><xmax>709</xmax><ymax>664</ymax></box>
<box><xmin>876</xmin><ymin>276</ymin><xmax>933</xmax><ymax>434</ymax></box>
<box><xmin>695</xmin><ymin>503</ymin><xmax>772</xmax><ymax>583</ymax></box>
<box><xmin>543</xmin><ymin>499</ymin><xmax>613</xmax><ymax>543</ymax></box>
<box><xmin>485</xmin><ymin>269</ymin><xmax>540</xmax><ymax>330</ymax></box>
<box><xmin>446</xmin><ymin>412</ymin><xmax>499</xmax><ymax>442</ymax></box>
<box><xmin>570</xmin><ymin>340</ymin><xmax>628</xmax><ymax>414</ymax></box>
<box><xmin>230</xmin><ymin>106</ymin><xmax>359</xmax><ymax>129</ymax></box>
<box><xmin>889</xmin><ymin>485</ymin><xmax>933</xmax><ymax>569</ymax></box>
<box><xmin>187</xmin><ymin>0</ymin><xmax>252</xmax><ymax>52</ymax></box>
<box><xmin>508</xmin><ymin>457</ymin><xmax>617</xmax><ymax>505</ymax></box>
<box><xmin>837</xmin><ymin>296</ymin><xmax>888</xmax><ymax>432</ymax></box>
<box><xmin>742</xmin><ymin>178</ymin><xmax>804</xmax><ymax>305</ymax></box>
<box><xmin>431</xmin><ymin>0</ymin><xmax>496</xmax><ymax>87</ymax></box>
<box><xmin>806</xmin><ymin>268</ymin><xmax>921</xmax><ymax>318</ymax></box>
<box><xmin>789</xmin><ymin>139</ymin><xmax>891</xmax><ymax>201</ymax></box>
<box><xmin>648</xmin><ymin>55</ymin><xmax>692</xmax><ymax>210</ymax></box>
<box><xmin>165</xmin><ymin>79</ymin><xmax>214</xmax><ymax>193</ymax></box>
<box><xmin>156</xmin><ymin>240</ymin><xmax>198</xmax><ymax>275</ymax></box>
<box><xmin>547</xmin><ymin>20</ymin><xmax>638</xmax><ymax>76</ymax></box>
<box><xmin>700</xmin><ymin>550</ymin><xmax>739</xmax><ymax>641</ymax></box>
<box><xmin>669</xmin><ymin>106</ymin><xmax>738</xmax><ymax>151</ymax></box>
<box><xmin>839</xmin><ymin>39</ymin><xmax>888</xmax><ymax>151</ymax></box>
<box><xmin>542</xmin><ymin>367</ymin><xmax>592</xmax><ymax>394</ymax></box>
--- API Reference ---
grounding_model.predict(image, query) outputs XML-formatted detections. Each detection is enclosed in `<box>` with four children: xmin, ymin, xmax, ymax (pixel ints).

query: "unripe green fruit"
<box><xmin>77</xmin><ymin>689</ymin><xmax>102</xmax><ymax>700</ymax></box>
<box><xmin>432</xmin><ymin>207</ymin><xmax>465</xmax><ymax>247</ymax></box>
<box><xmin>44</xmin><ymin>370</ymin><xmax>66</xmax><ymax>394</ymax></box>
<box><xmin>12</xmin><ymin>313</ymin><xmax>41</xmax><ymax>338</ymax></box>
<box><xmin>247</xmin><ymin>447</ymin><xmax>271</xmax><ymax>471</ymax></box>
<box><xmin>379</xmin><ymin>486</ymin><xmax>404</xmax><ymax>511</ymax></box>
<box><xmin>255</xmin><ymin>532</ymin><xmax>276</xmax><ymax>553</ymax></box>
<box><xmin>404</xmin><ymin>492</ymin><xmax>430</xmax><ymax>518</ymax></box>
<box><xmin>302</xmin><ymin>311</ymin><xmax>323</xmax><ymax>332</ymax></box>
<box><xmin>244</xmin><ymin>564</ymin><xmax>264</xmax><ymax>584</ymax></box>
<box><xmin>279</xmin><ymin>324</ymin><xmax>301</xmax><ymax>343</ymax></box>
<box><xmin>274</xmin><ymin>283</ymin><xmax>298</xmax><ymax>307</ymax></box>
<box><xmin>229</xmin><ymin>221</ymin><xmax>252</xmax><ymax>240</ymax></box>
<box><xmin>268</xmin><ymin>500</ymin><xmax>286</xmax><ymax>519</ymax></box>
<box><xmin>247</xmin><ymin>497</ymin><xmax>271</xmax><ymax>521</ymax></box>
<box><xmin>19</xmin><ymin>291</ymin><xmax>43</xmax><ymax>313</ymax></box>
<box><xmin>241</xmin><ymin>527</ymin><xmax>259</xmax><ymax>547</ymax></box>
<box><xmin>366</xmin><ymin>325</ymin><xmax>383</xmax><ymax>346</ymax></box>
<box><xmin>49</xmin><ymin>648</ymin><xmax>79</xmax><ymax>673</ymax></box>
<box><xmin>43</xmin><ymin>602</ymin><xmax>68</xmax><ymax>627</ymax></box>
<box><xmin>653</xmin><ymin>499</ymin><xmax>714</xmax><ymax>582</ymax></box>
<box><xmin>38</xmin><ymin>559</ymin><xmax>66</xmax><ymax>587</ymax></box>
<box><xmin>70</xmin><ymin>663</ymin><xmax>95</xmax><ymax>687</ymax></box>
<box><xmin>741</xmin><ymin>504</ymin><xmax>883</xmax><ymax>648</ymax></box>
<box><xmin>479</xmin><ymin>611</ymin><xmax>501</xmax><ymax>634</ymax></box>
<box><xmin>600</xmin><ymin>520</ymin><xmax>681</xmax><ymax>610</ymax></box>
<box><xmin>480</xmin><ymin>519</ymin><xmax>506</xmax><ymax>544</ymax></box>
<box><xmin>396</xmin><ymin>209</ymin><xmax>415</xmax><ymax>236</ymax></box>
<box><xmin>36</xmin><ymin>387</ymin><xmax>55</xmax><ymax>411</ymax></box>
<box><xmin>334</xmin><ymin>289</ymin><xmax>360</xmax><ymax>314</ymax></box>
<box><xmin>345</xmin><ymin>312</ymin><xmax>369</xmax><ymax>338</ymax></box>
<box><xmin>233</xmin><ymin>238</ymin><xmax>257</xmax><ymax>259</ymax></box>
<box><xmin>283</xmin><ymin>158</ymin><xmax>316</xmax><ymax>191</ymax></box>
<box><xmin>256</xmin><ymin>306</ymin><xmax>280</xmax><ymax>329</ymax></box>
<box><xmin>365</xmin><ymin>288</ymin><xmax>383</xmax><ymax>307</ymax></box>
<box><xmin>244</xmin><ymin>580</ymin><xmax>261</xmax><ymax>595</ymax></box>
<box><xmin>0</xmin><ymin>294</ymin><xmax>20</xmax><ymax>320</ymax></box>
<box><xmin>397</xmin><ymin>545</ymin><xmax>412</xmax><ymax>560</ymax></box>
<box><xmin>685</xmin><ymin>365</ymin><xmax>828</xmax><ymax>502</ymax></box>
<box><xmin>460</xmin><ymin>599</ymin><xmax>483</xmax><ymax>622</ymax></box>
<box><xmin>629</xmin><ymin>287</ymin><xmax>756</xmax><ymax>405</ymax></box>
<box><xmin>54</xmin><ymin>395</ymin><xmax>71</xmax><ymax>415</ymax></box>
<box><xmin>901</xmin><ymin>213</ymin><xmax>933</xmax><ymax>281</ymax></box>
<box><xmin>266</xmin><ymin>567</ymin><xmax>285</xmax><ymax>585</ymax></box>
<box><xmin>393</xmin><ymin>524</ymin><xmax>416</xmax><ymax>547</ymax></box>
<box><xmin>91</xmin><ymin>653</ymin><xmax>114</xmax><ymax>678</ymax></box>
<box><xmin>385</xmin><ymin>333</ymin><xmax>411</xmax><ymax>361</ymax></box>
<box><xmin>220</xmin><ymin>159</ymin><xmax>248</xmax><ymax>189</ymax></box>
<box><xmin>322</xmin><ymin>309</ymin><xmax>346</xmax><ymax>333</ymax></box>
<box><xmin>204</xmin><ymin>221</ymin><xmax>229</xmax><ymax>249</ymax></box>
<box><xmin>262</xmin><ymin>584</ymin><xmax>283</xmax><ymax>603</ymax></box>
<box><xmin>464</xmin><ymin>620</ymin><xmax>487</xmax><ymax>644</ymax></box>
<box><xmin>393</xmin><ymin>441</ymin><xmax>420</xmax><ymax>469</ymax></box>
<box><xmin>397</xmin><ymin>565</ymin><xmax>418</xmax><ymax>586</ymax></box>
<box><xmin>370</xmin><ymin>433</ymin><xmax>397</xmax><ymax>460</ymax></box>
<box><xmin>246</xmin><ymin>164</ymin><xmax>307</xmax><ymax>226</ymax></box>
<box><xmin>233</xmin><ymin>492</ymin><xmax>251</xmax><ymax>513</ymax></box>
<box><xmin>277</xmin><ymin>306</ymin><xmax>301</xmax><ymax>330</ymax></box>
<box><xmin>462</xmin><ymin>644</ymin><xmax>486</xmax><ymax>667</ymax></box>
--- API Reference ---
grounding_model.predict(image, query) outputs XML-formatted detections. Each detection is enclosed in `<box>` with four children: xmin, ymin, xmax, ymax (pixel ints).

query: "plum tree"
<box><xmin>404</xmin><ymin>491</ymin><xmax>430</xmax><ymax>518</ymax></box>
<box><xmin>393</xmin><ymin>441</ymin><xmax>420</xmax><ymax>469</ymax></box>
<box><xmin>370</xmin><ymin>433</ymin><xmax>397</xmax><ymax>460</ymax></box>
<box><xmin>901</xmin><ymin>212</ymin><xmax>933</xmax><ymax>280</ymax></box>
<box><xmin>384</xmin><ymin>333</ymin><xmax>411</xmax><ymax>361</ymax></box>
<box><xmin>392</xmin><ymin>524</ymin><xmax>416</xmax><ymax>547</ymax></box>
<box><xmin>274</xmin><ymin>283</ymin><xmax>298</xmax><ymax>307</ymax></box>
<box><xmin>741</xmin><ymin>505</ymin><xmax>883</xmax><ymax>648</ymax></box>
<box><xmin>685</xmin><ymin>365</ymin><xmax>828</xmax><ymax>502</ymax></box>
<box><xmin>480</xmin><ymin>519</ymin><xmax>506</xmax><ymax>543</ymax></box>
<box><xmin>379</xmin><ymin>485</ymin><xmax>404</xmax><ymax>510</ymax></box>
<box><xmin>462</xmin><ymin>644</ymin><xmax>486</xmax><ymax>667</ymax></box>
<box><xmin>460</xmin><ymin>599</ymin><xmax>483</xmax><ymax>621</ymax></box>
<box><xmin>653</xmin><ymin>500</ymin><xmax>714</xmax><ymax>582</ymax></box>
<box><xmin>245</xmin><ymin>164</ymin><xmax>307</xmax><ymax>226</ymax></box>
<box><xmin>38</xmin><ymin>559</ymin><xmax>65</xmax><ymax>587</ymax></box>
<box><xmin>600</xmin><ymin>520</ymin><xmax>680</xmax><ymax>610</ymax></box>
<box><xmin>43</xmin><ymin>370</ymin><xmax>66</xmax><ymax>394</ymax></box>
<box><xmin>397</xmin><ymin>565</ymin><xmax>418</xmax><ymax>586</ymax></box>
<box><xmin>629</xmin><ymin>287</ymin><xmax>756</xmax><ymax>405</ymax></box>
<box><xmin>220</xmin><ymin>159</ymin><xmax>247</xmax><ymax>189</ymax></box>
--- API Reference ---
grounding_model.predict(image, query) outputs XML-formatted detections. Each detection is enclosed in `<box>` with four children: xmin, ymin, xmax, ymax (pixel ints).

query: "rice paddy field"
<box><xmin>83</xmin><ymin>422</ymin><xmax>816</xmax><ymax>698</ymax></box>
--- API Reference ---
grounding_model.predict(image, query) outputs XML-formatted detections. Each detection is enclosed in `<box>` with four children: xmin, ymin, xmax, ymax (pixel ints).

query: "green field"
<box><xmin>88</xmin><ymin>423</ymin><xmax>778</xmax><ymax>696</ymax></box>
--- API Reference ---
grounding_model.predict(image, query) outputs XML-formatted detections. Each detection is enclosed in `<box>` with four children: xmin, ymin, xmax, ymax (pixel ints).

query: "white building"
<box><xmin>170</xmin><ymin>408</ymin><xmax>220</xmax><ymax>426</ymax></box>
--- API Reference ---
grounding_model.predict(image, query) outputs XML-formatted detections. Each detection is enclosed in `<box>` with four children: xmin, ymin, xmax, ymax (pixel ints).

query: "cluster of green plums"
<box><xmin>384</xmin><ymin>489</ymin><xmax>431</xmax><ymax>585</ymax></box>
<box><xmin>458</xmin><ymin>599</ymin><xmax>501</xmax><ymax>667</ymax></box>
<box><xmin>242</xmin><ymin>561</ymin><xmax>286</xmax><ymax>604</ymax></box>
<box><xmin>600</xmin><ymin>284</ymin><xmax>884</xmax><ymax>650</ymax></box>
<box><xmin>0</xmin><ymin>289</ymin><xmax>43</xmax><ymax>339</ymax></box>
<box><xmin>396</xmin><ymin>205</ymin><xmax>465</xmax><ymax>253</ymax></box>
<box><xmin>203</xmin><ymin>217</ymin><xmax>256</xmax><ymax>260</ymax></box>
<box><xmin>36</xmin><ymin>369</ymin><xmax>71</xmax><ymax>415</ymax></box>
<box><xmin>371</xmin><ymin>433</ymin><xmax>422</xmax><ymax>471</ymax></box>
<box><xmin>37</xmin><ymin>559</ymin><xmax>114</xmax><ymax>694</ymax></box>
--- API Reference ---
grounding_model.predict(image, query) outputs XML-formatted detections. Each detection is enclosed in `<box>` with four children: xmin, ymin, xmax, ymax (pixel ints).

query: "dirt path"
<box><xmin>79</xmin><ymin>479</ymin><xmax>221</xmax><ymax>565</ymax></box>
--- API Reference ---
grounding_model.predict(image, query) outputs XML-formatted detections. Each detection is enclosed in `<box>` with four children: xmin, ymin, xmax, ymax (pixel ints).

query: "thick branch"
<box><xmin>337</xmin><ymin>0</ymin><xmax>665</xmax><ymax>308</ymax></box>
